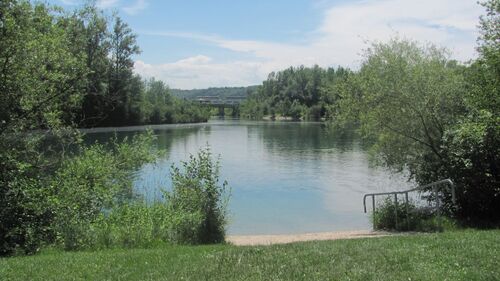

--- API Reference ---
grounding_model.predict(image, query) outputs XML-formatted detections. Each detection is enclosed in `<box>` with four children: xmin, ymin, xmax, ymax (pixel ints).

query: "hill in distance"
<box><xmin>171</xmin><ymin>86</ymin><xmax>258</xmax><ymax>100</ymax></box>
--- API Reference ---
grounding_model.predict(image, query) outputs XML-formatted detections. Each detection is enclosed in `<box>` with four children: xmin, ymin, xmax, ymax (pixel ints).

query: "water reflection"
<box><xmin>84</xmin><ymin>119</ymin><xmax>413</xmax><ymax>235</ymax></box>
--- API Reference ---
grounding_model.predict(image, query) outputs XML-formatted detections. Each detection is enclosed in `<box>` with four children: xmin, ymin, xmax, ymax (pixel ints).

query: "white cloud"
<box><xmin>315</xmin><ymin>0</ymin><xmax>481</xmax><ymax>64</ymax></box>
<box><xmin>58</xmin><ymin>0</ymin><xmax>119</xmax><ymax>9</ymax></box>
<box><xmin>59</xmin><ymin>0</ymin><xmax>77</xmax><ymax>5</ymax></box>
<box><xmin>60</xmin><ymin>0</ymin><xmax>147</xmax><ymax>14</ymax></box>
<box><xmin>123</xmin><ymin>0</ymin><xmax>148</xmax><ymax>15</ymax></box>
<box><xmin>135</xmin><ymin>56</ymin><xmax>264</xmax><ymax>89</ymax></box>
<box><xmin>135</xmin><ymin>0</ymin><xmax>483</xmax><ymax>89</ymax></box>
<box><xmin>96</xmin><ymin>0</ymin><xmax>119</xmax><ymax>9</ymax></box>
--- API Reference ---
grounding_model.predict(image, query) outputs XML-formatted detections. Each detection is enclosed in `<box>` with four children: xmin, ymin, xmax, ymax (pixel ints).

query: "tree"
<box><xmin>0</xmin><ymin>0</ymin><xmax>210</xmax><ymax>255</ymax></box>
<box><xmin>333</xmin><ymin>34</ymin><xmax>499</xmax><ymax>224</ymax></box>
<box><xmin>331</xmin><ymin>39</ymin><xmax>474</xmax><ymax>218</ymax></box>
<box><xmin>106</xmin><ymin>16</ymin><xmax>141</xmax><ymax>126</ymax></box>
<box><xmin>0</xmin><ymin>0</ymin><xmax>87</xmax><ymax>255</ymax></box>
<box><xmin>67</xmin><ymin>3</ymin><xmax>111</xmax><ymax>127</ymax></box>
<box><xmin>241</xmin><ymin>66</ymin><xmax>346</xmax><ymax>120</ymax></box>
<box><xmin>478</xmin><ymin>0</ymin><xmax>500</xmax><ymax>78</ymax></box>
<box><xmin>437</xmin><ymin>0</ymin><xmax>500</xmax><ymax>223</ymax></box>
<box><xmin>0</xmin><ymin>1</ymin><xmax>87</xmax><ymax>132</ymax></box>
<box><xmin>335</xmin><ymin>39</ymin><xmax>466</xmax><ymax>172</ymax></box>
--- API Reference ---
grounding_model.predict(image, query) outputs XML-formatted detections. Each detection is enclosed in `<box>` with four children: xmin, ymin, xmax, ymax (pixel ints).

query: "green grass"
<box><xmin>1</xmin><ymin>230</ymin><xmax>499</xmax><ymax>281</ymax></box>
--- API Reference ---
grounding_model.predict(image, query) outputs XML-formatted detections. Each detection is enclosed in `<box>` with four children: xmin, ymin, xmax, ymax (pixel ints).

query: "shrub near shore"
<box><xmin>57</xmin><ymin>147</ymin><xmax>230</xmax><ymax>250</ymax></box>
<box><xmin>372</xmin><ymin>198</ymin><xmax>457</xmax><ymax>232</ymax></box>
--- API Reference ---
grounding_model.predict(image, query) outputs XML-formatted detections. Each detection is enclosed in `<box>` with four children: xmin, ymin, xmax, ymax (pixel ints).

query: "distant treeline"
<box><xmin>171</xmin><ymin>86</ymin><xmax>258</xmax><ymax>100</ymax></box>
<box><xmin>241</xmin><ymin>66</ymin><xmax>350</xmax><ymax>120</ymax></box>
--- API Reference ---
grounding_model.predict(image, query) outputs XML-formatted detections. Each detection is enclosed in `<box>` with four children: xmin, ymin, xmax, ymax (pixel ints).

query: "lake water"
<box><xmin>84</xmin><ymin>119</ymin><xmax>413</xmax><ymax>235</ymax></box>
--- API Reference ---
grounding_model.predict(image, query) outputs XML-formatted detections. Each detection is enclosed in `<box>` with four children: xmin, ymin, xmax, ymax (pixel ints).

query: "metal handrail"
<box><xmin>363</xmin><ymin>179</ymin><xmax>455</xmax><ymax>230</ymax></box>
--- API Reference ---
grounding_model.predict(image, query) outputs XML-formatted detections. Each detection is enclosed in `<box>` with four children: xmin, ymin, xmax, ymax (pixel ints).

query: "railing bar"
<box><xmin>364</xmin><ymin>179</ymin><xmax>455</xmax><ymax>199</ymax></box>
<box><xmin>372</xmin><ymin>195</ymin><xmax>375</xmax><ymax>230</ymax></box>
<box><xmin>362</xmin><ymin>179</ymin><xmax>455</xmax><ymax>232</ymax></box>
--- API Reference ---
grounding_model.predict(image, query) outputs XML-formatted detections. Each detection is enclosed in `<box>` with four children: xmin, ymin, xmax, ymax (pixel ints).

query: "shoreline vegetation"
<box><xmin>261</xmin><ymin>115</ymin><xmax>327</xmax><ymax>121</ymax></box>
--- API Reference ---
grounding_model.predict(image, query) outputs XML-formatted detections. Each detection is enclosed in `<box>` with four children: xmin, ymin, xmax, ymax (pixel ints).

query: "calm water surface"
<box><xmin>84</xmin><ymin>119</ymin><xmax>413</xmax><ymax>235</ymax></box>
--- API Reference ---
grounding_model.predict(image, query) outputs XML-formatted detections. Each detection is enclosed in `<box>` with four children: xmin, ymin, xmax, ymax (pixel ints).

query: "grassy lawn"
<box><xmin>1</xmin><ymin>230</ymin><xmax>498</xmax><ymax>281</ymax></box>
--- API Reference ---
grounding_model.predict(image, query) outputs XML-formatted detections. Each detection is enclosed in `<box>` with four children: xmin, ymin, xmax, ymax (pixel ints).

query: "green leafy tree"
<box><xmin>241</xmin><ymin>66</ymin><xmax>349</xmax><ymax>120</ymax></box>
<box><xmin>0</xmin><ymin>0</ymin><xmax>211</xmax><ymax>256</ymax></box>
<box><xmin>436</xmin><ymin>0</ymin><xmax>500</xmax><ymax>223</ymax></box>
<box><xmin>105</xmin><ymin>16</ymin><xmax>141</xmax><ymax>126</ymax></box>
<box><xmin>67</xmin><ymin>3</ymin><xmax>111</xmax><ymax>127</ymax></box>
<box><xmin>478</xmin><ymin>0</ymin><xmax>500</xmax><ymax>79</ymax></box>
<box><xmin>0</xmin><ymin>0</ymin><xmax>87</xmax><ymax>255</ymax></box>
<box><xmin>333</xmin><ymin>34</ymin><xmax>499</xmax><ymax>224</ymax></box>
<box><xmin>330</xmin><ymin>39</ymin><xmax>469</xmax><ymax>219</ymax></box>
<box><xmin>341</xmin><ymin>39</ymin><xmax>466</xmax><ymax>174</ymax></box>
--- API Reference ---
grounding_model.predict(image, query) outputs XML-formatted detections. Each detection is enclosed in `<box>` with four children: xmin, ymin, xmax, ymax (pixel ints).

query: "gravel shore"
<box><xmin>227</xmin><ymin>230</ymin><xmax>394</xmax><ymax>246</ymax></box>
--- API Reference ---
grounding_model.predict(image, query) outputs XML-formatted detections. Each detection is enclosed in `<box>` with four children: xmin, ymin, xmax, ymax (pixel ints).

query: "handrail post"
<box><xmin>372</xmin><ymin>195</ymin><xmax>375</xmax><ymax>230</ymax></box>
<box><xmin>435</xmin><ymin>186</ymin><xmax>441</xmax><ymax>231</ymax></box>
<box><xmin>394</xmin><ymin>193</ymin><xmax>398</xmax><ymax>230</ymax></box>
<box><xmin>405</xmin><ymin>192</ymin><xmax>409</xmax><ymax>231</ymax></box>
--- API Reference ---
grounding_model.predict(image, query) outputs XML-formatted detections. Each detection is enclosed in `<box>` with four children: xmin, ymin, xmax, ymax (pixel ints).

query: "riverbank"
<box><xmin>261</xmin><ymin>115</ymin><xmax>327</xmax><ymax>121</ymax></box>
<box><xmin>1</xmin><ymin>230</ymin><xmax>498</xmax><ymax>281</ymax></box>
<box><xmin>227</xmin><ymin>230</ymin><xmax>393</xmax><ymax>245</ymax></box>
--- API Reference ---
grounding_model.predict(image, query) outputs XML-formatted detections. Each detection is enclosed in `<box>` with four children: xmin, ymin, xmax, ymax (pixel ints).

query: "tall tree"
<box><xmin>106</xmin><ymin>16</ymin><xmax>140</xmax><ymax>125</ymax></box>
<box><xmin>68</xmin><ymin>3</ymin><xmax>111</xmax><ymax>127</ymax></box>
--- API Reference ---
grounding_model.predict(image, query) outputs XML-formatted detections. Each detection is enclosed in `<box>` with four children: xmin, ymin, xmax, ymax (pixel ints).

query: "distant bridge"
<box><xmin>195</xmin><ymin>96</ymin><xmax>246</xmax><ymax>106</ymax></box>
<box><xmin>195</xmin><ymin>96</ymin><xmax>246</xmax><ymax>116</ymax></box>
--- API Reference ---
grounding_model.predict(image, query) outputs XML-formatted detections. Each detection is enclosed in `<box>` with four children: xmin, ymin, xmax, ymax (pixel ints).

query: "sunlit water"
<box><xmin>83</xmin><ymin>119</ymin><xmax>413</xmax><ymax>235</ymax></box>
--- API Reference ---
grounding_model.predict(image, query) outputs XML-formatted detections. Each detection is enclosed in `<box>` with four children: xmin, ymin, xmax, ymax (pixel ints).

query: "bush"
<box><xmin>90</xmin><ymin>203</ymin><xmax>171</xmax><ymax>249</ymax></box>
<box><xmin>48</xmin><ymin>202</ymin><xmax>172</xmax><ymax>250</ymax></box>
<box><xmin>441</xmin><ymin>111</ymin><xmax>500</xmax><ymax>225</ymax></box>
<box><xmin>69</xmin><ymin>147</ymin><xmax>231</xmax><ymax>249</ymax></box>
<box><xmin>51</xmin><ymin>132</ymin><xmax>157</xmax><ymax>250</ymax></box>
<box><xmin>29</xmin><ymin>144</ymin><xmax>230</xmax><ymax>251</ymax></box>
<box><xmin>165</xmin><ymin>147</ymin><xmax>230</xmax><ymax>244</ymax></box>
<box><xmin>373</xmin><ymin>197</ymin><xmax>456</xmax><ymax>232</ymax></box>
<box><xmin>289</xmin><ymin>100</ymin><xmax>305</xmax><ymax>120</ymax></box>
<box><xmin>306</xmin><ymin>104</ymin><xmax>325</xmax><ymax>120</ymax></box>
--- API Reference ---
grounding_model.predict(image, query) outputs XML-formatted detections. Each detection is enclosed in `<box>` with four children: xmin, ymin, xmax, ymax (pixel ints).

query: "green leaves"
<box><xmin>0</xmin><ymin>1</ymin><xmax>86</xmax><ymax>133</ymax></box>
<box><xmin>332</xmin><ymin>36</ymin><xmax>499</xmax><ymax>224</ymax></box>
<box><xmin>241</xmin><ymin>66</ymin><xmax>348</xmax><ymax>120</ymax></box>
<box><xmin>166</xmin><ymin>147</ymin><xmax>230</xmax><ymax>244</ymax></box>
<box><xmin>17</xmin><ymin>131</ymin><xmax>159</xmax><ymax>251</ymax></box>
<box><xmin>334</xmin><ymin>39</ymin><xmax>466</xmax><ymax>173</ymax></box>
<box><xmin>0</xmin><ymin>0</ymin><xmax>210</xmax><ymax>256</ymax></box>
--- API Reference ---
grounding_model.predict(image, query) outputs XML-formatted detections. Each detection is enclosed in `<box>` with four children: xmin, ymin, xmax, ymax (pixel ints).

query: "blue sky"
<box><xmin>53</xmin><ymin>0</ymin><xmax>483</xmax><ymax>89</ymax></box>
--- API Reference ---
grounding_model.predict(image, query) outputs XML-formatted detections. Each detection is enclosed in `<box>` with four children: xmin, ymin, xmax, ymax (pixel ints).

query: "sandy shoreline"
<box><xmin>226</xmin><ymin>230</ymin><xmax>394</xmax><ymax>246</ymax></box>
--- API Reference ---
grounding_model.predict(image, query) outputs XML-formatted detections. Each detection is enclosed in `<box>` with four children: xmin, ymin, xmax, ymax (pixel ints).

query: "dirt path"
<box><xmin>226</xmin><ymin>230</ymin><xmax>394</xmax><ymax>246</ymax></box>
